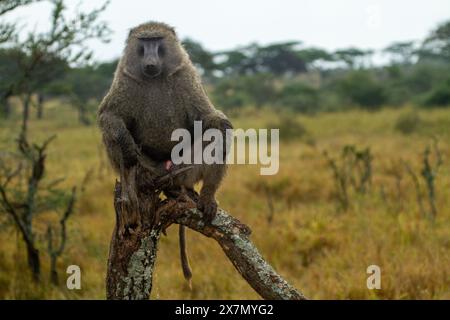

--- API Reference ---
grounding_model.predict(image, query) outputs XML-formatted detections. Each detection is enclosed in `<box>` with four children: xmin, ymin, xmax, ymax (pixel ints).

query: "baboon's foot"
<box><xmin>185</xmin><ymin>188</ymin><xmax>199</xmax><ymax>202</ymax></box>
<box><xmin>198</xmin><ymin>196</ymin><xmax>218</xmax><ymax>223</ymax></box>
<box><xmin>163</xmin><ymin>186</ymin><xmax>182</xmax><ymax>199</ymax></box>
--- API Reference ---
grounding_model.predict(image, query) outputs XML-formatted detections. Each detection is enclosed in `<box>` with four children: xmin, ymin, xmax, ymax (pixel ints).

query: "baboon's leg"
<box><xmin>198</xmin><ymin>163</ymin><xmax>227</xmax><ymax>221</ymax></box>
<box><xmin>197</xmin><ymin>112</ymin><xmax>232</xmax><ymax>221</ymax></box>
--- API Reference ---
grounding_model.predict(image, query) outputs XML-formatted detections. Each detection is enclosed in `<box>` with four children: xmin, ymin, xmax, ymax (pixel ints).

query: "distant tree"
<box><xmin>296</xmin><ymin>47</ymin><xmax>334</xmax><ymax>70</ymax></box>
<box><xmin>28</xmin><ymin>54</ymin><xmax>69</xmax><ymax>119</ymax></box>
<box><xmin>95</xmin><ymin>59</ymin><xmax>118</xmax><ymax>79</ymax></box>
<box><xmin>239</xmin><ymin>73</ymin><xmax>277</xmax><ymax>107</ymax></box>
<box><xmin>213</xmin><ymin>73</ymin><xmax>276</xmax><ymax>109</ymax></box>
<box><xmin>62</xmin><ymin>65</ymin><xmax>112</xmax><ymax>125</ymax></box>
<box><xmin>0</xmin><ymin>1</ymin><xmax>47</xmax><ymax>116</ymax></box>
<box><xmin>0</xmin><ymin>0</ymin><xmax>43</xmax><ymax>43</ymax></box>
<box><xmin>217</xmin><ymin>42</ymin><xmax>306</xmax><ymax>76</ymax></box>
<box><xmin>419</xmin><ymin>20</ymin><xmax>450</xmax><ymax>62</ymax></box>
<box><xmin>255</xmin><ymin>41</ymin><xmax>306</xmax><ymax>75</ymax></box>
<box><xmin>182</xmin><ymin>38</ymin><xmax>217</xmax><ymax>80</ymax></box>
<box><xmin>217</xmin><ymin>44</ymin><xmax>259</xmax><ymax>76</ymax></box>
<box><xmin>0</xmin><ymin>48</ymin><xmax>25</xmax><ymax>116</ymax></box>
<box><xmin>384</xmin><ymin>41</ymin><xmax>417</xmax><ymax>65</ymax></box>
<box><xmin>0</xmin><ymin>0</ymin><xmax>110</xmax><ymax>126</ymax></box>
<box><xmin>333</xmin><ymin>48</ymin><xmax>373</xmax><ymax>69</ymax></box>
<box><xmin>212</xmin><ymin>78</ymin><xmax>247</xmax><ymax>110</ymax></box>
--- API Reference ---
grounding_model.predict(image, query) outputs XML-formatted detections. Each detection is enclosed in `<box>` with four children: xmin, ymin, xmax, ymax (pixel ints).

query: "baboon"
<box><xmin>97</xmin><ymin>22</ymin><xmax>232</xmax><ymax>283</ymax></box>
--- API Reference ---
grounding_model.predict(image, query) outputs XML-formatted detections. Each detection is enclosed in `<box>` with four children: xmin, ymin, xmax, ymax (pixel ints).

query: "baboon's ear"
<box><xmin>127</xmin><ymin>28</ymin><xmax>135</xmax><ymax>41</ymax></box>
<box><xmin>169</xmin><ymin>26</ymin><xmax>177</xmax><ymax>36</ymax></box>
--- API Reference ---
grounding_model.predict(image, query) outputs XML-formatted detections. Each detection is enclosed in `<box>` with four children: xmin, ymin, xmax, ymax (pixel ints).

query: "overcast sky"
<box><xmin>5</xmin><ymin>0</ymin><xmax>450</xmax><ymax>62</ymax></box>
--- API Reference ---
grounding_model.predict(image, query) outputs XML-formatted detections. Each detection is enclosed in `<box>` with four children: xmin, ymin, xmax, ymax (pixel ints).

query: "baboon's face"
<box><xmin>136</xmin><ymin>37</ymin><xmax>165</xmax><ymax>78</ymax></box>
<box><xmin>124</xmin><ymin>25</ymin><xmax>186</xmax><ymax>81</ymax></box>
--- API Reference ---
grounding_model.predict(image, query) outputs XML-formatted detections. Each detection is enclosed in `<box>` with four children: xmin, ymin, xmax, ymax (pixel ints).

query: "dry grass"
<box><xmin>0</xmin><ymin>102</ymin><xmax>449</xmax><ymax>299</ymax></box>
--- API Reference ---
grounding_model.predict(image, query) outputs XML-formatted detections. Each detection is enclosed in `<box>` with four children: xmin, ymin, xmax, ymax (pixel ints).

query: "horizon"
<box><xmin>3</xmin><ymin>0</ymin><xmax>449</xmax><ymax>63</ymax></box>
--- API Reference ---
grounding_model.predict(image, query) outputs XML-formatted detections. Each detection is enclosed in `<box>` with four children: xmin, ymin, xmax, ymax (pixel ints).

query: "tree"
<box><xmin>334</xmin><ymin>48</ymin><xmax>373</xmax><ymax>69</ymax></box>
<box><xmin>383</xmin><ymin>41</ymin><xmax>417</xmax><ymax>65</ymax></box>
<box><xmin>106</xmin><ymin>180</ymin><xmax>307</xmax><ymax>300</ymax></box>
<box><xmin>0</xmin><ymin>0</ymin><xmax>111</xmax><ymax>124</ymax></box>
<box><xmin>0</xmin><ymin>135</ymin><xmax>77</xmax><ymax>282</ymax></box>
<box><xmin>0</xmin><ymin>0</ymin><xmax>110</xmax><ymax>282</ymax></box>
<box><xmin>62</xmin><ymin>65</ymin><xmax>113</xmax><ymax>125</ymax></box>
<box><xmin>217</xmin><ymin>42</ymin><xmax>306</xmax><ymax>76</ymax></box>
<box><xmin>419</xmin><ymin>20</ymin><xmax>450</xmax><ymax>62</ymax></box>
<box><xmin>213</xmin><ymin>73</ymin><xmax>276</xmax><ymax>109</ymax></box>
<box><xmin>182</xmin><ymin>38</ymin><xmax>217</xmax><ymax>80</ymax></box>
<box><xmin>255</xmin><ymin>42</ymin><xmax>307</xmax><ymax>75</ymax></box>
<box><xmin>0</xmin><ymin>1</ymin><xmax>43</xmax><ymax>117</ymax></box>
<box><xmin>0</xmin><ymin>1</ymin><xmax>43</xmax><ymax>43</ymax></box>
<box><xmin>0</xmin><ymin>48</ymin><xmax>25</xmax><ymax>117</ymax></box>
<box><xmin>216</xmin><ymin>45</ymin><xmax>260</xmax><ymax>76</ymax></box>
<box><xmin>296</xmin><ymin>47</ymin><xmax>334</xmax><ymax>70</ymax></box>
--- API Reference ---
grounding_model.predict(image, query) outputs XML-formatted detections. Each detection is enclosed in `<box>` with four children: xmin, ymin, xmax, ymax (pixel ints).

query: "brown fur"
<box><xmin>97</xmin><ymin>22</ymin><xmax>232</xmax><ymax>282</ymax></box>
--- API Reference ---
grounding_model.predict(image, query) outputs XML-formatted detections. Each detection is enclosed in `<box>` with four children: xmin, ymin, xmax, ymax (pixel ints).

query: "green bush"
<box><xmin>278</xmin><ymin>82</ymin><xmax>320</xmax><ymax>113</ymax></box>
<box><xmin>334</xmin><ymin>71</ymin><xmax>387</xmax><ymax>110</ymax></box>
<box><xmin>394</xmin><ymin>111</ymin><xmax>422</xmax><ymax>134</ymax></box>
<box><xmin>268</xmin><ymin>114</ymin><xmax>309</xmax><ymax>142</ymax></box>
<box><xmin>422</xmin><ymin>78</ymin><xmax>450</xmax><ymax>107</ymax></box>
<box><xmin>212</xmin><ymin>73</ymin><xmax>276</xmax><ymax>110</ymax></box>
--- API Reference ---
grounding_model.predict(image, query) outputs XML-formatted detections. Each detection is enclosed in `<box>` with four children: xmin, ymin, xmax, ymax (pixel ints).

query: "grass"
<box><xmin>0</xmin><ymin>102</ymin><xmax>449</xmax><ymax>299</ymax></box>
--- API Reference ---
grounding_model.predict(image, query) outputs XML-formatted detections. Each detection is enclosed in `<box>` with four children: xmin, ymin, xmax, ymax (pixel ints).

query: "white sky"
<box><xmin>4</xmin><ymin>0</ymin><xmax>450</xmax><ymax>62</ymax></box>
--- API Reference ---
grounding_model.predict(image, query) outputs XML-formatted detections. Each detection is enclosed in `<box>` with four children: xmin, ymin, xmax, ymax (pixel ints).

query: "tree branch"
<box><xmin>171</xmin><ymin>206</ymin><xmax>306</xmax><ymax>300</ymax></box>
<box><xmin>106</xmin><ymin>180</ymin><xmax>307</xmax><ymax>300</ymax></box>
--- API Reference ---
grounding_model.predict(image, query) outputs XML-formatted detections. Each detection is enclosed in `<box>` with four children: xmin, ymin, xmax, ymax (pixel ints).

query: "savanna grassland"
<box><xmin>0</xmin><ymin>101</ymin><xmax>449</xmax><ymax>299</ymax></box>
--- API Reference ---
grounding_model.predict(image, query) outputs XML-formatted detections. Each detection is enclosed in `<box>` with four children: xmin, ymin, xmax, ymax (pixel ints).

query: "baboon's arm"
<box><xmin>98</xmin><ymin>110</ymin><xmax>140</xmax><ymax>169</ymax></box>
<box><xmin>180</xmin><ymin>76</ymin><xmax>233</xmax><ymax>219</ymax></box>
<box><xmin>186</xmin><ymin>79</ymin><xmax>233</xmax><ymax>131</ymax></box>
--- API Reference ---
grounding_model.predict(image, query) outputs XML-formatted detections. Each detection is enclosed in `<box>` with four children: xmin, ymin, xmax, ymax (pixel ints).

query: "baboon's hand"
<box><xmin>198</xmin><ymin>196</ymin><xmax>218</xmax><ymax>223</ymax></box>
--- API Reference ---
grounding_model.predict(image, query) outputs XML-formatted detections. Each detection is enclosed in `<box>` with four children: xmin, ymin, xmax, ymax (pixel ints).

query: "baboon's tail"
<box><xmin>179</xmin><ymin>225</ymin><xmax>192</xmax><ymax>287</ymax></box>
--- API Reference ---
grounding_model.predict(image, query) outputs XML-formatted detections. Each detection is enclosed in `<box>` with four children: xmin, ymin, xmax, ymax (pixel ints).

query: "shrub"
<box><xmin>277</xmin><ymin>82</ymin><xmax>320</xmax><ymax>113</ymax></box>
<box><xmin>267</xmin><ymin>114</ymin><xmax>308</xmax><ymax>142</ymax></box>
<box><xmin>394</xmin><ymin>111</ymin><xmax>422</xmax><ymax>134</ymax></box>
<box><xmin>422</xmin><ymin>78</ymin><xmax>450</xmax><ymax>107</ymax></box>
<box><xmin>334</xmin><ymin>71</ymin><xmax>387</xmax><ymax>110</ymax></box>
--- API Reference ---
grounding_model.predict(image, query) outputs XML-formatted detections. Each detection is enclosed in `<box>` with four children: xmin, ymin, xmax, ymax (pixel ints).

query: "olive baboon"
<box><xmin>97</xmin><ymin>22</ymin><xmax>232</xmax><ymax>283</ymax></box>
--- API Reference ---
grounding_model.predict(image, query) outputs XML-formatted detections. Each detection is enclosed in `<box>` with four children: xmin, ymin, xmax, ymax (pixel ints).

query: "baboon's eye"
<box><xmin>158</xmin><ymin>45</ymin><xmax>165</xmax><ymax>57</ymax></box>
<box><xmin>138</xmin><ymin>46</ymin><xmax>144</xmax><ymax>56</ymax></box>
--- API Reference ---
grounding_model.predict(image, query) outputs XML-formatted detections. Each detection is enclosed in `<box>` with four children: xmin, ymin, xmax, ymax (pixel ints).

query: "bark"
<box><xmin>106</xmin><ymin>181</ymin><xmax>160</xmax><ymax>300</ymax></box>
<box><xmin>50</xmin><ymin>255</ymin><xmax>58</xmax><ymax>285</ymax></box>
<box><xmin>106</xmin><ymin>180</ymin><xmax>307</xmax><ymax>300</ymax></box>
<box><xmin>21</xmin><ymin>93</ymin><xmax>31</xmax><ymax>136</ymax></box>
<box><xmin>37</xmin><ymin>94</ymin><xmax>44</xmax><ymax>119</ymax></box>
<box><xmin>0</xmin><ymin>97</ymin><xmax>11</xmax><ymax>118</ymax></box>
<box><xmin>26</xmin><ymin>243</ymin><xmax>40</xmax><ymax>282</ymax></box>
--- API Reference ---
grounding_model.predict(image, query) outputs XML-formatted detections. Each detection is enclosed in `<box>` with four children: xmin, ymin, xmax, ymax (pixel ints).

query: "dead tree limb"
<box><xmin>47</xmin><ymin>186</ymin><xmax>77</xmax><ymax>285</ymax></box>
<box><xmin>106</xmin><ymin>180</ymin><xmax>306</xmax><ymax>300</ymax></box>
